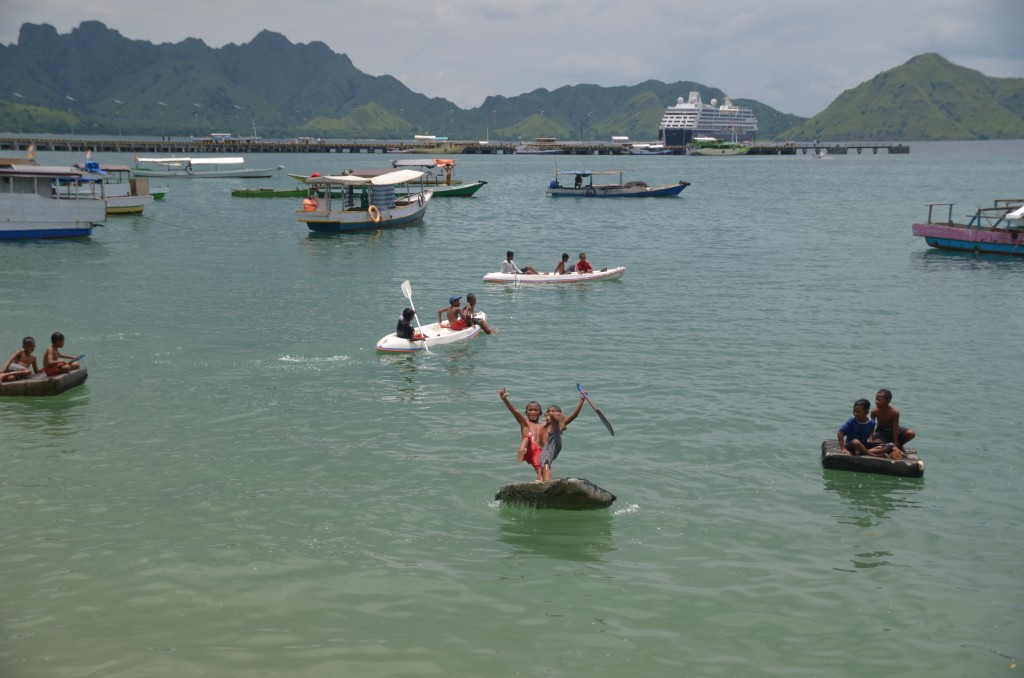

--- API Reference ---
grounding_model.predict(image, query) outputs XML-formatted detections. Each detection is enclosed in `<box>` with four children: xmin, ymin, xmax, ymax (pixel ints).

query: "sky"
<box><xmin>1</xmin><ymin>0</ymin><xmax>1022</xmax><ymax>117</ymax></box>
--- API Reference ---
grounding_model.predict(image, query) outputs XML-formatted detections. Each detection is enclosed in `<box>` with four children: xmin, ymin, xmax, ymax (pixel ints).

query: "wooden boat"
<box><xmin>375</xmin><ymin>313</ymin><xmax>487</xmax><ymax>352</ymax></box>
<box><xmin>820</xmin><ymin>439</ymin><xmax>924</xmax><ymax>478</ymax></box>
<box><xmin>390</xmin><ymin>159</ymin><xmax>488</xmax><ymax>197</ymax></box>
<box><xmin>483</xmin><ymin>266</ymin><xmax>626</xmax><ymax>284</ymax></box>
<box><xmin>297</xmin><ymin>169</ymin><xmax>432</xmax><ymax>233</ymax></box>
<box><xmin>76</xmin><ymin>161</ymin><xmax>155</xmax><ymax>215</ymax></box>
<box><xmin>912</xmin><ymin>199</ymin><xmax>1024</xmax><ymax>256</ymax></box>
<box><xmin>629</xmin><ymin>143</ymin><xmax>674</xmax><ymax>155</ymax></box>
<box><xmin>687</xmin><ymin>136</ymin><xmax>750</xmax><ymax>156</ymax></box>
<box><xmin>133</xmin><ymin>156</ymin><xmax>283</xmax><ymax>178</ymax></box>
<box><xmin>546</xmin><ymin>170</ymin><xmax>689</xmax><ymax>197</ymax></box>
<box><xmin>0</xmin><ymin>159</ymin><xmax>105</xmax><ymax>240</ymax></box>
<box><xmin>231</xmin><ymin>186</ymin><xmax>309</xmax><ymax>198</ymax></box>
<box><xmin>0</xmin><ymin>367</ymin><xmax>88</xmax><ymax>396</ymax></box>
<box><xmin>495</xmin><ymin>477</ymin><xmax>617</xmax><ymax>510</ymax></box>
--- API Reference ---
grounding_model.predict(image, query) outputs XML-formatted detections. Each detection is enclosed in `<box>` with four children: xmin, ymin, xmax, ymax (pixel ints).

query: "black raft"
<box><xmin>0</xmin><ymin>367</ymin><xmax>88</xmax><ymax>397</ymax></box>
<box><xmin>820</xmin><ymin>438</ymin><xmax>924</xmax><ymax>478</ymax></box>
<box><xmin>495</xmin><ymin>477</ymin><xmax>616</xmax><ymax>510</ymax></box>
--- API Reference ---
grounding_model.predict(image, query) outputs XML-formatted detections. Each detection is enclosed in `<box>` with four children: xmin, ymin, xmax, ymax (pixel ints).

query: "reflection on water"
<box><xmin>822</xmin><ymin>470</ymin><xmax>924</xmax><ymax>529</ymax></box>
<box><xmin>912</xmin><ymin>248</ymin><xmax>1024</xmax><ymax>272</ymax></box>
<box><xmin>497</xmin><ymin>507</ymin><xmax>614</xmax><ymax>563</ymax></box>
<box><xmin>0</xmin><ymin>388</ymin><xmax>91</xmax><ymax>443</ymax></box>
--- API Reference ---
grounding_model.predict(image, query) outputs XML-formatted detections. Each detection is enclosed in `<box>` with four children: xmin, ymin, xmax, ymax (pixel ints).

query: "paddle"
<box><xmin>400</xmin><ymin>280</ymin><xmax>429</xmax><ymax>351</ymax></box>
<box><xmin>577</xmin><ymin>383</ymin><xmax>614</xmax><ymax>436</ymax></box>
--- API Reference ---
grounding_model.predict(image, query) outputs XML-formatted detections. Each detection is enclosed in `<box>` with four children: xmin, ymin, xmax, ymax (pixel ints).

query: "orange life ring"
<box><xmin>368</xmin><ymin>204</ymin><xmax>381</xmax><ymax>223</ymax></box>
<box><xmin>303</xmin><ymin>197</ymin><xmax>318</xmax><ymax>211</ymax></box>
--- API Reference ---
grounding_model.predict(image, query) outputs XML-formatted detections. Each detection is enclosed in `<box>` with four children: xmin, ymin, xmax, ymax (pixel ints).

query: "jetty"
<box><xmin>0</xmin><ymin>137</ymin><xmax>909</xmax><ymax>156</ymax></box>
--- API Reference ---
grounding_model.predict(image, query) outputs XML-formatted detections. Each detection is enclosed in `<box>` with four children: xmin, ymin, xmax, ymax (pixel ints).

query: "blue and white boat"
<box><xmin>297</xmin><ymin>168</ymin><xmax>432</xmax><ymax>233</ymax></box>
<box><xmin>0</xmin><ymin>160</ymin><xmax>106</xmax><ymax>240</ymax></box>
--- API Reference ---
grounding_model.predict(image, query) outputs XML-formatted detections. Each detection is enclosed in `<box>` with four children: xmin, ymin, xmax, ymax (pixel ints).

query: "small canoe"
<box><xmin>427</xmin><ymin>181</ymin><xmax>487</xmax><ymax>198</ymax></box>
<box><xmin>820</xmin><ymin>439</ymin><xmax>924</xmax><ymax>478</ymax></box>
<box><xmin>483</xmin><ymin>266</ymin><xmax>626</xmax><ymax>284</ymax></box>
<box><xmin>495</xmin><ymin>477</ymin><xmax>617</xmax><ymax>510</ymax></box>
<box><xmin>0</xmin><ymin>367</ymin><xmax>88</xmax><ymax>397</ymax></box>
<box><xmin>375</xmin><ymin>313</ymin><xmax>487</xmax><ymax>352</ymax></box>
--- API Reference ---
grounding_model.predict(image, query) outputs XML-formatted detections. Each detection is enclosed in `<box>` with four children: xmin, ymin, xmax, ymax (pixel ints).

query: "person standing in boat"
<box><xmin>460</xmin><ymin>293</ymin><xmax>497</xmax><ymax>335</ymax></box>
<box><xmin>871</xmin><ymin>389</ymin><xmax>916</xmax><ymax>456</ymax></box>
<box><xmin>575</xmin><ymin>252</ymin><xmax>594</xmax><ymax>274</ymax></box>
<box><xmin>502</xmin><ymin>251</ymin><xmax>539</xmax><ymax>275</ymax></box>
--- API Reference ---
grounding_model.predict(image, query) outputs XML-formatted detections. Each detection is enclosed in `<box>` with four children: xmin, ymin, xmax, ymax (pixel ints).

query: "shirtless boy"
<box><xmin>2</xmin><ymin>336</ymin><xmax>40</xmax><ymax>382</ymax></box>
<box><xmin>871</xmin><ymin>388</ymin><xmax>916</xmax><ymax>455</ymax></box>
<box><xmin>438</xmin><ymin>295</ymin><xmax>466</xmax><ymax>330</ymax></box>
<box><xmin>460</xmin><ymin>293</ymin><xmax>497</xmax><ymax>335</ymax></box>
<box><xmin>554</xmin><ymin>253</ymin><xmax>570</xmax><ymax>274</ymax></box>
<box><xmin>498</xmin><ymin>388</ymin><xmax>585</xmax><ymax>481</ymax></box>
<box><xmin>43</xmin><ymin>332</ymin><xmax>80</xmax><ymax>377</ymax></box>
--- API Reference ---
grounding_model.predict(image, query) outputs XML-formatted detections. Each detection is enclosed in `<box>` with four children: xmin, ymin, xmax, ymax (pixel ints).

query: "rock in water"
<box><xmin>494</xmin><ymin>477</ymin><xmax>616</xmax><ymax>510</ymax></box>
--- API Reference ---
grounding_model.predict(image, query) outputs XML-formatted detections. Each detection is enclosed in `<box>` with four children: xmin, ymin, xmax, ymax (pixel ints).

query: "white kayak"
<box><xmin>375</xmin><ymin>313</ymin><xmax>487</xmax><ymax>352</ymax></box>
<box><xmin>483</xmin><ymin>266</ymin><xmax>626</xmax><ymax>284</ymax></box>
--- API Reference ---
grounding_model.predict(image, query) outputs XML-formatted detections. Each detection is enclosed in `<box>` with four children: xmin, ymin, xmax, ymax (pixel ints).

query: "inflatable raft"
<box><xmin>0</xmin><ymin>367</ymin><xmax>88</xmax><ymax>397</ymax></box>
<box><xmin>820</xmin><ymin>438</ymin><xmax>924</xmax><ymax>478</ymax></box>
<box><xmin>482</xmin><ymin>266</ymin><xmax>626</xmax><ymax>284</ymax></box>
<box><xmin>375</xmin><ymin>313</ymin><xmax>487</xmax><ymax>352</ymax></box>
<box><xmin>495</xmin><ymin>477</ymin><xmax>617</xmax><ymax>510</ymax></box>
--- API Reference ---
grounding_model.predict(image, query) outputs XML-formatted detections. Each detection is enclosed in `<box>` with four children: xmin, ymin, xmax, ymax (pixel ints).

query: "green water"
<box><xmin>1</xmin><ymin>142</ymin><xmax>1022</xmax><ymax>677</ymax></box>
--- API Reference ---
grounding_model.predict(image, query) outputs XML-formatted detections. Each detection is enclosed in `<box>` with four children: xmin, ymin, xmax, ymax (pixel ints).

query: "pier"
<box><xmin>0</xmin><ymin>137</ymin><xmax>909</xmax><ymax>156</ymax></box>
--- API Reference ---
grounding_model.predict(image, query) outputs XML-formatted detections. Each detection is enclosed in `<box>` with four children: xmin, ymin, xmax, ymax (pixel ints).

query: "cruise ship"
<box><xmin>658</xmin><ymin>91</ymin><xmax>758</xmax><ymax>146</ymax></box>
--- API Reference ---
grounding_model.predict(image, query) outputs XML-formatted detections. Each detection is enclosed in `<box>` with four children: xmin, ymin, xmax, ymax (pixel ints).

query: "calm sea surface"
<box><xmin>1</xmin><ymin>141</ymin><xmax>1022</xmax><ymax>677</ymax></box>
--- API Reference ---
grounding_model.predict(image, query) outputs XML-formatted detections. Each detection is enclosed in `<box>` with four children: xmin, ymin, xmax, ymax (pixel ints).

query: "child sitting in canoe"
<box><xmin>42</xmin><ymin>332</ymin><xmax>81</xmax><ymax>377</ymax></box>
<box><xmin>395</xmin><ymin>309</ymin><xmax>425</xmax><ymax>342</ymax></box>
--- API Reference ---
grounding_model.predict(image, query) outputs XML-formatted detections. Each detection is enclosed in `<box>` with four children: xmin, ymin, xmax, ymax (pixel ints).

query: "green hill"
<box><xmin>780</xmin><ymin>53</ymin><xmax>1024</xmax><ymax>141</ymax></box>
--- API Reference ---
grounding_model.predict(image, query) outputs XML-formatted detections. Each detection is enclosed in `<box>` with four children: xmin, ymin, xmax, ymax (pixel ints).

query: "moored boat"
<box><xmin>546</xmin><ymin>170</ymin><xmax>688</xmax><ymax>197</ymax></box>
<box><xmin>76</xmin><ymin>160</ymin><xmax>155</xmax><ymax>214</ymax></box>
<box><xmin>390</xmin><ymin>159</ymin><xmax>487</xmax><ymax>197</ymax></box>
<box><xmin>629</xmin><ymin>143</ymin><xmax>674</xmax><ymax>155</ymax></box>
<box><xmin>0</xmin><ymin>159</ymin><xmax>106</xmax><ymax>240</ymax></box>
<box><xmin>133</xmin><ymin>156</ymin><xmax>283</xmax><ymax>178</ymax></box>
<box><xmin>686</xmin><ymin>136</ymin><xmax>750</xmax><ymax>156</ymax></box>
<box><xmin>297</xmin><ymin>169</ymin><xmax>432</xmax><ymax>233</ymax></box>
<box><xmin>820</xmin><ymin>439</ymin><xmax>924</xmax><ymax>478</ymax></box>
<box><xmin>912</xmin><ymin>199</ymin><xmax>1024</xmax><ymax>256</ymax></box>
<box><xmin>483</xmin><ymin>266</ymin><xmax>626</xmax><ymax>283</ymax></box>
<box><xmin>375</xmin><ymin>312</ymin><xmax>487</xmax><ymax>352</ymax></box>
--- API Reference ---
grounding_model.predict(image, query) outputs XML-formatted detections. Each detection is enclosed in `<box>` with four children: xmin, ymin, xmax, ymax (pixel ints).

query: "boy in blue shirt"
<box><xmin>838</xmin><ymin>398</ymin><xmax>900</xmax><ymax>458</ymax></box>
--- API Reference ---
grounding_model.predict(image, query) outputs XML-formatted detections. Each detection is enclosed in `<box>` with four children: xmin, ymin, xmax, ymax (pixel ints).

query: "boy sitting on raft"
<box><xmin>2</xmin><ymin>336</ymin><xmax>40</xmax><ymax>382</ymax></box>
<box><xmin>838</xmin><ymin>397</ymin><xmax>901</xmax><ymax>459</ymax></box>
<box><xmin>42</xmin><ymin>332</ymin><xmax>81</xmax><ymax>377</ymax></box>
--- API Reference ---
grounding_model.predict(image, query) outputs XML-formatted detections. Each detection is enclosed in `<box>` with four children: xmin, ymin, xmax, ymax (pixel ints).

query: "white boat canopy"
<box><xmin>313</xmin><ymin>169</ymin><xmax>426</xmax><ymax>186</ymax></box>
<box><xmin>1005</xmin><ymin>205</ymin><xmax>1024</xmax><ymax>220</ymax></box>
<box><xmin>136</xmin><ymin>157</ymin><xmax>247</xmax><ymax>165</ymax></box>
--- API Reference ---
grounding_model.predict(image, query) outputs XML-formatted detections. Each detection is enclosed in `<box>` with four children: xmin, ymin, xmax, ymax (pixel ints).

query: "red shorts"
<box><xmin>450</xmin><ymin>318</ymin><xmax>467</xmax><ymax>331</ymax></box>
<box><xmin>523</xmin><ymin>437</ymin><xmax>542</xmax><ymax>471</ymax></box>
<box><xmin>44</xmin><ymin>364</ymin><xmax>63</xmax><ymax>377</ymax></box>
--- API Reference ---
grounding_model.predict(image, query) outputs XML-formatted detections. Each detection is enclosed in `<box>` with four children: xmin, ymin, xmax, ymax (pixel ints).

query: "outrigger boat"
<box><xmin>297</xmin><ymin>169</ymin><xmax>431</xmax><ymax>233</ymax></box>
<box><xmin>132</xmin><ymin>156</ymin><xmax>282</xmax><ymax>178</ymax></box>
<box><xmin>546</xmin><ymin>170</ymin><xmax>689</xmax><ymax>197</ymax></box>
<box><xmin>483</xmin><ymin>266</ymin><xmax>627</xmax><ymax>283</ymax></box>
<box><xmin>375</xmin><ymin>313</ymin><xmax>487</xmax><ymax>352</ymax></box>
<box><xmin>390</xmin><ymin>158</ymin><xmax>487</xmax><ymax>197</ymax></box>
<box><xmin>912</xmin><ymin>199</ymin><xmax>1024</xmax><ymax>256</ymax></box>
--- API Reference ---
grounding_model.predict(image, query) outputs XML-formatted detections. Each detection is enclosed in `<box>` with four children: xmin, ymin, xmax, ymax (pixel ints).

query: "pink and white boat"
<box><xmin>912</xmin><ymin>199</ymin><xmax>1024</xmax><ymax>256</ymax></box>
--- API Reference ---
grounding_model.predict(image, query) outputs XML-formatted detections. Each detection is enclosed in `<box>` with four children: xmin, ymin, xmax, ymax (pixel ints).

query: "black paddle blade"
<box><xmin>593</xmin><ymin>406</ymin><xmax>614</xmax><ymax>436</ymax></box>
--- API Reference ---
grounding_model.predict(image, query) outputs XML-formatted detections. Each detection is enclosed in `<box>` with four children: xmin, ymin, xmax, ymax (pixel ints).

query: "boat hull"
<box><xmin>232</xmin><ymin>187</ymin><xmax>310</xmax><ymax>198</ymax></box>
<box><xmin>299</xmin><ymin>194</ymin><xmax>431</xmax><ymax>233</ymax></box>
<box><xmin>375</xmin><ymin>314</ymin><xmax>486</xmax><ymax>352</ymax></box>
<box><xmin>547</xmin><ymin>183</ymin><xmax>688</xmax><ymax>198</ymax></box>
<box><xmin>104</xmin><ymin>194</ymin><xmax>155</xmax><ymax>215</ymax></box>
<box><xmin>425</xmin><ymin>181</ymin><xmax>486</xmax><ymax>197</ymax></box>
<box><xmin>0</xmin><ymin>194</ymin><xmax>104</xmax><ymax>240</ymax></box>
<box><xmin>821</xmin><ymin>439</ymin><xmax>924</xmax><ymax>478</ymax></box>
<box><xmin>687</xmin><ymin>146</ymin><xmax>749</xmax><ymax>156</ymax></box>
<box><xmin>483</xmin><ymin>266</ymin><xmax>626</xmax><ymax>284</ymax></box>
<box><xmin>912</xmin><ymin>222</ymin><xmax>1024</xmax><ymax>256</ymax></box>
